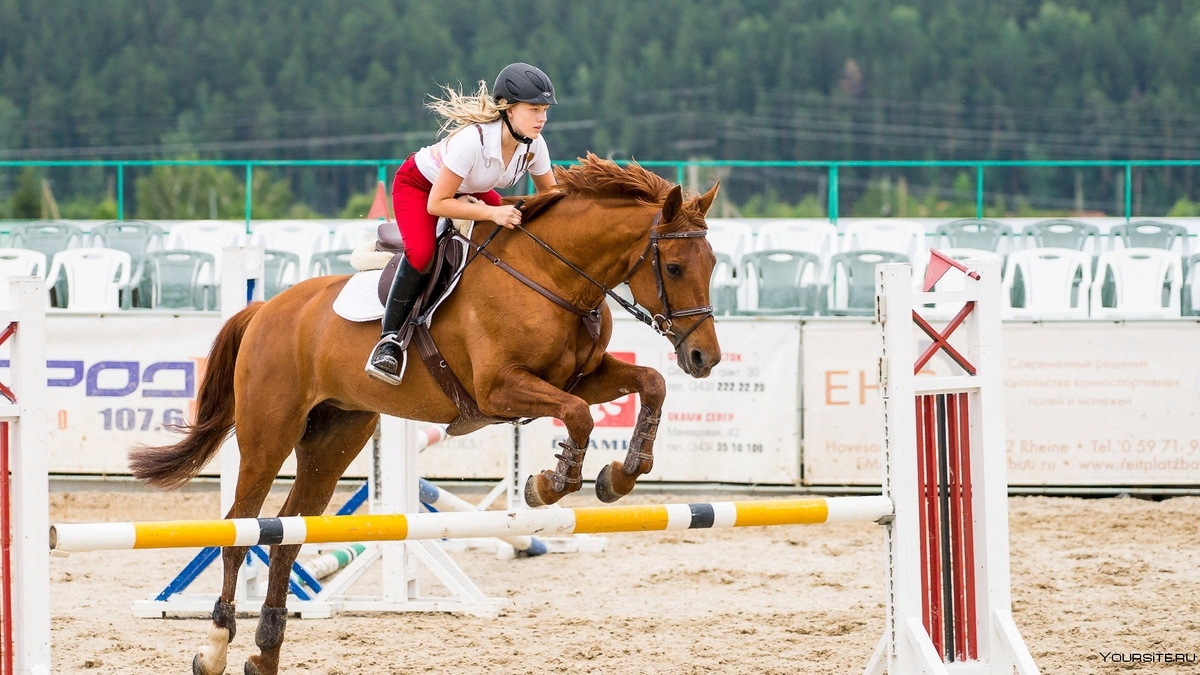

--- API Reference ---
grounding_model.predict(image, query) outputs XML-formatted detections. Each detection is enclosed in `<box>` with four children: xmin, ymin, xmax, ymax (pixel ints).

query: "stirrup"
<box><xmin>365</xmin><ymin>336</ymin><xmax>408</xmax><ymax>386</ymax></box>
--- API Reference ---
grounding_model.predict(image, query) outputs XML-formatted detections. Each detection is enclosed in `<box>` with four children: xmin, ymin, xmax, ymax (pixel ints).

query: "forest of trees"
<box><xmin>3</xmin><ymin>0</ymin><xmax>1200</xmax><ymax>218</ymax></box>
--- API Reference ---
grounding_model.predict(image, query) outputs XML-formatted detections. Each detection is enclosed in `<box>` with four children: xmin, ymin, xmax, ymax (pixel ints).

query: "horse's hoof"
<box><xmin>244</xmin><ymin>660</ymin><xmax>264</xmax><ymax>675</ymax></box>
<box><xmin>524</xmin><ymin>472</ymin><xmax>573</xmax><ymax>507</ymax></box>
<box><xmin>524</xmin><ymin>474</ymin><xmax>547</xmax><ymax>507</ymax></box>
<box><xmin>194</xmin><ymin>653</ymin><xmax>225</xmax><ymax>675</ymax></box>
<box><xmin>595</xmin><ymin>463</ymin><xmax>624</xmax><ymax>503</ymax></box>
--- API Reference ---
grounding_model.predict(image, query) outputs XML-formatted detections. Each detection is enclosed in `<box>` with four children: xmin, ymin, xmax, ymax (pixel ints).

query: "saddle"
<box><xmin>371</xmin><ymin>219</ymin><xmax>518</xmax><ymax>436</ymax></box>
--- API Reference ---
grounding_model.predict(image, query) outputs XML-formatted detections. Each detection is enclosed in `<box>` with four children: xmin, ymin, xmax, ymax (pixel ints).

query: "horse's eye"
<box><xmin>666</xmin><ymin>263</ymin><xmax>683</xmax><ymax>276</ymax></box>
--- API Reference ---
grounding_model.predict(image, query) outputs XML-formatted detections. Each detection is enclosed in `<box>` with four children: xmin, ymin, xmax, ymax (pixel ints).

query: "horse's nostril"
<box><xmin>690</xmin><ymin>349</ymin><xmax>704</xmax><ymax>370</ymax></box>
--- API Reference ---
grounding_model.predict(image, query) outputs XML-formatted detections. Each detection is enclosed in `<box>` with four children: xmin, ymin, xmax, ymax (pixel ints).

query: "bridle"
<box><xmin>501</xmin><ymin>209</ymin><xmax>714</xmax><ymax>347</ymax></box>
<box><xmin>612</xmin><ymin>212</ymin><xmax>714</xmax><ymax>347</ymax></box>
<box><xmin>452</xmin><ymin>208</ymin><xmax>714</xmax><ymax>389</ymax></box>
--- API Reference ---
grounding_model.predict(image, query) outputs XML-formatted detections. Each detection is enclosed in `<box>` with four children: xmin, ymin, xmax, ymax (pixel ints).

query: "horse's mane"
<box><xmin>517</xmin><ymin>153</ymin><xmax>703</xmax><ymax>231</ymax></box>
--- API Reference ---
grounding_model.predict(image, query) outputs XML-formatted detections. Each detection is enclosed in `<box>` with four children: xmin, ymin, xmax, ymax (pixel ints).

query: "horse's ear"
<box><xmin>662</xmin><ymin>185</ymin><xmax>684</xmax><ymax>222</ymax></box>
<box><xmin>696</xmin><ymin>180</ymin><xmax>720</xmax><ymax>216</ymax></box>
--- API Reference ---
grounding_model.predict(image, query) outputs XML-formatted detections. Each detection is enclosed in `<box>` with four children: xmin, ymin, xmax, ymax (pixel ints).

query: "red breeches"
<box><xmin>389</xmin><ymin>157</ymin><xmax>502</xmax><ymax>271</ymax></box>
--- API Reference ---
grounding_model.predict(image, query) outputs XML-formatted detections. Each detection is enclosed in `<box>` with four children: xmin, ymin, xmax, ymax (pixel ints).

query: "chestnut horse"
<box><xmin>127</xmin><ymin>155</ymin><xmax>721</xmax><ymax>675</ymax></box>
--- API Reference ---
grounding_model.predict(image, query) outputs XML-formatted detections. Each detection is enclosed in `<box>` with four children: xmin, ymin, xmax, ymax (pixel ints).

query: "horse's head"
<box><xmin>626</xmin><ymin>182</ymin><xmax>722</xmax><ymax>378</ymax></box>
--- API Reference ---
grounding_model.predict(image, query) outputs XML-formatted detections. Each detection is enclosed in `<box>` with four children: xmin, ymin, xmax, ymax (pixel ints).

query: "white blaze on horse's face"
<box><xmin>507</xmin><ymin>102</ymin><xmax>549</xmax><ymax>139</ymax></box>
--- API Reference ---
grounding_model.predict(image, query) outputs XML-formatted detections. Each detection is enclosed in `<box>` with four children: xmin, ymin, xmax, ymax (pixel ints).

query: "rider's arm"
<box><xmin>427</xmin><ymin>166</ymin><xmax>521</xmax><ymax>227</ymax></box>
<box><xmin>531</xmin><ymin>170</ymin><xmax>556</xmax><ymax>193</ymax></box>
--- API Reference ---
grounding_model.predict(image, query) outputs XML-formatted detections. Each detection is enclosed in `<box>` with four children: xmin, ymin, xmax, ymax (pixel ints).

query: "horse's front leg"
<box><xmin>478</xmin><ymin>369</ymin><xmax>595</xmax><ymax>507</ymax></box>
<box><xmin>567</xmin><ymin>353</ymin><xmax>666</xmax><ymax>503</ymax></box>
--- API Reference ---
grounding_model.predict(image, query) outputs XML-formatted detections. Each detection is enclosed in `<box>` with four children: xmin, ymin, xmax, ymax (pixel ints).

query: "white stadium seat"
<box><xmin>0</xmin><ymin>249</ymin><xmax>47</xmax><ymax>310</ymax></box>
<box><xmin>46</xmin><ymin>248</ymin><xmax>132</xmax><ymax>311</ymax></box>
<box><xmin>331</xmin><ymin>220</ymin><xmax>384</xmax><ymax>252</ymax></box>
<box><xmin>843</xmin><ymin>218</ymin><xmax>927</xmax><ymax>278</ymax></box>
<box><xmin>705</xmin><ymin>219</ymin><xmax>754</xmax><ymax>315</ymax></box>
<box><xmin>705</xmin><ymin>219</ymin><xmax>754</xmax><ymax>266</ymax></box>
<box><xmin>250</xmin><ymin>221</ymin><xmax>332</xmax><ymax>280</ymax></box>
<box><xmin>1090</xmin><ymin>248</ymin><xmax>1182</xmax><ymax>319</ymax></box>
<box><xmin>1001</xmin><ymin>248</ymin><xmax>1092</xmax><ymax>319</ymax></box>
<box><xmin>164</xmin><ymin>220</ymin><xmax>247</xmax><ymax>285</ymax></box>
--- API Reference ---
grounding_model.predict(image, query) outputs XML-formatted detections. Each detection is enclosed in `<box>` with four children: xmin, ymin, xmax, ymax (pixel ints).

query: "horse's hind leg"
<box><xmin>192</xmin><ymin>445</ymin><xmax>296</xmax><ymax>675</ymax></box>
<box><xmin>567</xmin><ymin>353</ymin><xmax>666</xmax><ymax>503</ymax></box>
<box><xmin>244</xmin><ymin>406</ymin><xmax>378</xmax><ymax>675</ymax></box>
<box><xmin>193</xmin><ymin>397</ymin><xmax>311</xmax><ymax>675</ymax></box>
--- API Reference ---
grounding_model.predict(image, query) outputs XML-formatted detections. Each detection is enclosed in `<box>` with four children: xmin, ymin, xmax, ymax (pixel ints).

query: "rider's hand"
<box><xmin>491</xmin><ymin>205</ymin><xmax>522</xmax><ymax>228</ymax></box>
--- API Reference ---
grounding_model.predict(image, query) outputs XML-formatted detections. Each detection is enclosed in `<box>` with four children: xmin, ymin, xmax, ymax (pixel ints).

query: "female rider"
<box><xmin>367</xmin><ymin>63</ymin><xmax>558</xmax><ymax>383</ymax></box>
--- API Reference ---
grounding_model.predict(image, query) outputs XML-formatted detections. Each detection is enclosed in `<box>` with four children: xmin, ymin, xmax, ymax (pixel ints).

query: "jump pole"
<box><xmin>0</xmin><ymin>278</ymin><xmax>50</xmax><ymax>675</ymax></box>
<box><xmin>377</xmin><ymin>419</ymin><xmax>607</xmax><ymax>555</ymax></box>
<box><xmin>51</xmin><ymin>495</ymin><xmax>893</xmax><ymax>552</ymax></box>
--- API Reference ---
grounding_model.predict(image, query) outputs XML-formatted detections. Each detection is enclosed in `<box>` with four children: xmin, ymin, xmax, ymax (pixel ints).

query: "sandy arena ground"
<box><xmin>45</xmin><ymin>489</ymin><xmax>1200</xmax><ymax>674</ymax></box>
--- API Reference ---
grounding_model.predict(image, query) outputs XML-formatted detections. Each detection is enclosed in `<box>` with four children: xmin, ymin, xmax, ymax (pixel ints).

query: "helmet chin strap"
<box><xmin>501</xmin><ymin>110</ymin><xmax>534</xmax><ymax>145</ymax></box>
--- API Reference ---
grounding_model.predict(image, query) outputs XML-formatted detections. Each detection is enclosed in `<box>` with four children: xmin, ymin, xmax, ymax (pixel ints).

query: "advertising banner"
<box><xmin>0</xmin><ymin>314</ymin><xmax>387</xmax><ymax>478</ymax></box>
<box><xmin>801</xmin><ymin>321</ymin><xmax>1200</xmax><ymax>485</ymax></box>
<box><xmin>517</xmin><ymin>317</ymin><xmax>801</xmax><ymax>485</ymax></box>
<box><xmin>0</xmin><ymin>314</ymin><xmax>224</xmax><ymax>476</ymax></box>
<box><xmin>1000</xmin><ymin>322</ymin><xmax>1200</xmax><ymax>485</ymax></box>
<box><xmin>17</xmin><ymin>312</ymin><xmax>1198</xmax><ymax>487</ymax></box>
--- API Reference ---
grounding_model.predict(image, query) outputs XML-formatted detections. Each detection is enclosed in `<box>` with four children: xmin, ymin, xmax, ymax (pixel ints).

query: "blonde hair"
<box><xmin>426</xmin><ymin>80</ymin><xmax>512</xmax><ymax>137</ymax></box>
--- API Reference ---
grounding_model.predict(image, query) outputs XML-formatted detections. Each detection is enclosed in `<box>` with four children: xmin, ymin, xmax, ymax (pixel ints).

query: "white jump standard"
<box><xmin>0</xmin><ymin>278</ymin><xmax>49</xmax><ymax>675</ymax></box>
<box><xmin>867</xmin><ymin>252</ymin><xmax>1037</xmax><ymax>674</ymax></box>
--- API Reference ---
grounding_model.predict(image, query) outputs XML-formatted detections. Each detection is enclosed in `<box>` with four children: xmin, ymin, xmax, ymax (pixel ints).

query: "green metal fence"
<box><xmin>3</xmin><ymin>159</ymin><xmax>1199</xmax><ymax>224</ymax></box>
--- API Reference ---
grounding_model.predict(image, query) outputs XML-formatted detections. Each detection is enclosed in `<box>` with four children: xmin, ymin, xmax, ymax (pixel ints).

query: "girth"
<box><xmin>405</xmin><ymin>227</ymin><xmax>606</xmax><ymax>435</ymax></box>
<box><xmin>453</xmin><ymin>231</ymin><xmax>606</xmax><ymax>394</ymax></box>
<box><xmin>411</xmin><ymin>322</ymin><xmax>516</xmax><ymax>436</ymax></box>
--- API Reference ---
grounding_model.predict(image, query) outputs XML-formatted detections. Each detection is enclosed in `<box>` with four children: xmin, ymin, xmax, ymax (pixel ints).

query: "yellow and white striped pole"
<box><xmin>50</xmin><ymin>496</ymin><xmax>893</xmax><ymax>553</ymax></box>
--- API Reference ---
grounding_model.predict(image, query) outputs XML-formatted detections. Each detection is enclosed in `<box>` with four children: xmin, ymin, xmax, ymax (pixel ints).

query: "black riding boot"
<box><xmin>366</xmin><ymin>258</ymin><xmax>430</xmax><ymax>384</ymax></box>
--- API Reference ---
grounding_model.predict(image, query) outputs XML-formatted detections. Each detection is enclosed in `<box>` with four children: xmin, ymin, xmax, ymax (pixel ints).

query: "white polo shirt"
<box><xmin>414</xmin><ymin>120</ymin><xmax>551</xmax><ymax>193</ymax></box>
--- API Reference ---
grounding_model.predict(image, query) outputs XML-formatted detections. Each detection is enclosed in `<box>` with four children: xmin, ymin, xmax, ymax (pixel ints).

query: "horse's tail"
<box><xmin>129</xmin><ymin>302</ymin><xmax>264</xmax><ymax>490</ymax></box>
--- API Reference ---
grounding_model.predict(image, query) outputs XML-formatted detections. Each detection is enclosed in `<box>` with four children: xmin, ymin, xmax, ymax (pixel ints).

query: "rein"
<box><xmin>513</xmin><ymin>210</ymin><xmax>714</xmax><ymax>347</ymax></box>
<box><xmin>463</xmin><ymin>208</ymin><xmax>713</xmax><ymax>343</ymax></box>
<box><xmin>449</xmin><ymin>207</ymin><xmax>714</xmax><ymax>393</ymax></box>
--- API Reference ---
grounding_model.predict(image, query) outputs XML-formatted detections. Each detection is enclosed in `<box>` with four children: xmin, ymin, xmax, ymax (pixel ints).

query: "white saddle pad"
<box><xmin>333</xmin><ymin>270</ymin><xmax>385</xmax><ymax>322</ymax></box>
<box><xmin>333</xmin><ymin>233</ymin><xmax>472</xmax><ymax>324</ymax></box>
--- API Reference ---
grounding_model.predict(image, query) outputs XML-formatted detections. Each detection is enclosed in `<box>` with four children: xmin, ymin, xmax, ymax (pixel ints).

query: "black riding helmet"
<box><xmin>493</xmin><ymin>63</ymin><xmax>557</xmax><ymax>105</ymax></box>
<box><xmin>494</xmin><ymin>63</ymin><xmax>555</xmax><ymax>146</ymax></box>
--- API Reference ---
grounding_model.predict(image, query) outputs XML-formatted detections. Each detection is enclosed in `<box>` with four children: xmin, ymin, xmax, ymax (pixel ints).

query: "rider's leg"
<box><xmin>366</xmin><ymin>162</ymin><xmax>437</xmax><ymax>383</ymax></box>
<box><xmin>367</xmin><ymin>255</ymin><xmax>430</xmax><ymax>379</ymax></box>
